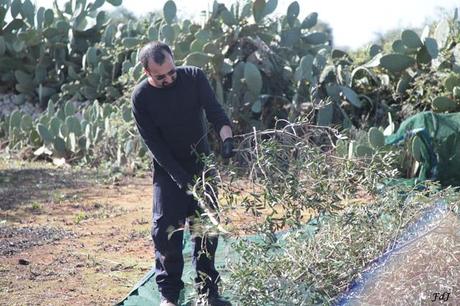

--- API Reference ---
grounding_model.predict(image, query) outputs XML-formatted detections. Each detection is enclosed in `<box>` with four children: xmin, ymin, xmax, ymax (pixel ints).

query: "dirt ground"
<box><xmin>0</xmin><ymin>159</ymin><xmax>263</xmax><ymax>306</ymax></box>
<box><xmin>0</xmin><ymin>160</ymin><xmax>164</xmax><ymax>306</ymax></box>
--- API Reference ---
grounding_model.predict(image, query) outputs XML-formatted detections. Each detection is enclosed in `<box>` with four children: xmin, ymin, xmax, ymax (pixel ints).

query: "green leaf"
<box><xmin>252</xmin><ymin>0</ymin><xmax>265</xmax><ymax>23</ymax></box>
<box><xmin>444</xmin><ymin>74</ymin><xmax>460</xmax><ymax>92</ymax></box>
<box><xmin>81</xmin><ymin>86</ymin><xmax>99</xmax><ymax>100</ymax></box>
<box><xmin>131</xmin><ymin>62</ymin><xmax>143</xmax><ymax>82</ymax></box>
<box><xmin>3</xmin><ymin>19</ymin><xmax>25</xmax><ymax>34</ymax></box>
<box><xmin>396</xmin><ymin>74</ymin><xmax>411</xmax><ymax>94</ymax></box>
<box><xmin>160</xmin><ymin>24</ymin><xmax>175</xmax><ymax>44</ymax></box>
<box><xmin>316</xmin><ymin>103</ymin><xmax>333</xmax><ymax>126</ymax></box>
<box><xmin>90</xmin><ymin>0</ymin><xmax>105</xmax><ymax>11</ymax></box>
<box><xmin>411</xmin><ymin>135</ymin><xmax>426</xmax><ymax>162</ymax></box>
<box><xmin>30</xmin><ymin>130</ymin><xmax>42</xmax><ymax>147</ymax></box>
<box><xmin>103</xmin><ymin>24</ymin><xmax>116</xmax><ymax>45</ymax></box>
<box><xmin>416</xmin><ymin>46</ymin><xmax>432</xmax><ymax>65</ymax></box>
<box><xmin>294</xmin><ymin>55</ymin><xmax>313</xmax><ymax>81</ymax></box>
<box><xmin>47</xmin><ymin>101</ymin><xmax>55</xmax><ymax>117</ymax></box>
<box><xmin>281</xmin><ymin>27</ymin><xmax>300</xmax><ymax>46</ymax></box>
<box><xmin>86</xmin><ymin>46</ymin><xmax>98</xmax><ymax>66</ymax></box>
<box><xmin>379</xmin><ymin>54</ymin><xmax>415</xmax><ymax>73</ymax></box>
<box><xmin>20</xmin><ymin>0</ymin><xmax>35</xmax><ymax>25</ymax></box>
<box><xmin>221</xmin><ymin>8</ymin><xmax>237</xmax><ymax>26</ymax></box>
<box><xmin>96</xmin><ymin>11</ymin><xmax>107</xmax><ymax>27</ymax></box>
<box><xmin>184</xmin><ymin>52</ymin><xmax>212</xmax><ymax>67</ymax></box>
<box><xmin>392</xmin><ymin>40</ymin><xmax>407</xmax><ymax>54</ymax></box>
<box><xmin>10</xmin><ymin>0</ymin><xmax>21</xmax><ymax>18</ymax></box>
<box><xmin>65</xmin><ymin>115</ymin><xmax>82</xmax><ymax>137</ymax></box>
<box><xmin>435</xmin><ymin>19</ymin><xmax>450</xmax><ymax>50</ymax></box>
<box><xmin>147</xmin><ymin>25</ymin><xmax>158</xmax><ymax>41</ymax></box>
<box><xmin>163</xmin><ymin>0</ymin><xmax>176</xmax><ymax>24</ymax></box>
<box><xmin>401</xmin><ymin>29</ymin><xmax>422</xmax><ymax>49</ymax></box>
<box><xmin>9</xmin><ymin>110</ymin><xmax>22</xmax><ymax>131</ymax></box>
<box><xmin>67</xmin><ymin>132</ymin><xmax>77</xmax><ymax>153</ymax></box>
<box><xmin>37</xmin><ymin>123</ymin><xmax>53</xmax><ymax>144</ymax></box>
<box><xmin>203</xmin><ymin>42</ymin><xmax>220</xmax><ymax>54</ymax></box>
<box><xmin>286</xmin><ymin>1</ymin><xmax>300</xmax><ymax>27</ymax></box>
<box><xmin>340</xmin><ymin>86</ymin><xmax>362</xmax><ymax>108</ymax></box>
<box><xmin>44</xmin><ymin>8</ymin><xmax>54</xmax><ymax>27</ymax></box>
<box><xmin>53</xmin><ymin>136</ymin><xmax>67</xmax><ymax>157</ymax></box>
<box><xmin>65</xmin><ymin>101</ymin><xmax>77</xmax><ymax>117</ymax></box>
<box><xmin>432</xmin><ymin>96</ymin><xmax>457</xmax><ymax>112</ymax></box>
<box><xmin>15</xmin><ymin>70</ymin><xmax>33</xmax><ymax>84</ymax></box>
<box><xmin>0</xmin><ymin>36</ymin><xmax>5</xmax><ymax>56</ymax></box>
<box><xmin>0</xmin><ymin>7</ymin><xmax>6</xmax><ymax>25</ymax></box>
<box><xmin>106</xmin><ymin>0</ymin><xmax>122</xmax><ymax>6</ymax></box>
<box><xmin>36</xmin><ymin>7</ymin><xmax>45</xmax><ymax>29</ymax></box>
<box><xmin>369</xmin><ymin>44</ymin><xmax>382</xmax><ymax>58</ymax></box>
<box><xmin>122</xmin><ymin>37</ymin><xmax>141</xmax><ymax>48</ymax></box>
<box><xmin>424</xmin><ymin>37</ymin><xmax>438</xmax><ymax>59</ymax></box>
<box><xmin>244</xmin><ymin>62</ymin><xmax>263</xmax><ymax>96</ymax></box>
<box><xmin>368</xmin><ymin>127</ymin><xmax>385</xmax><ymax>149</ymax></box>
<box><xmin>122</xmin><ymin>105</ymin><xmax>133</xmax><ymax>122</ymax></box>
<box><xmin>49</xmin><ymin>116</ymin><xmax>62</xmax><ymax>136</ymax></box>
<box><xmin>301</xmin><ymin>12</ymin><xmax>317</xmax><ymax>29</ymax></box>
<box><xmin>241</xmin><ymin>2</ymin><xmax>252</xmax><ymax>19</ymax></box>
<box><xmin>302</xmin><ymin>32</ymin><xmax>327</xmax><ymax>45</ymax></box>
<box><xmin>356</xmin><ymin>145</ymin><xmax>374</xmax><ymax>157</ymax></box>
<box><xmin>37</xmin><ymin>85</ymin><xmax>56</xmax><ymax>104</ymax></box>
<box><xmin>263</xmin><ymin>0</ymin><xmax>277</xmax><ymax>16</ymax></box>
<box><xmin>20</xmin><ymin>114</ymin><xmax>33</xmax><ymax>132</ymax></box>
<box><xmin>251</xmin><ymin>99</ymin><xmax>262</xmax><ymax>113</ymax></box>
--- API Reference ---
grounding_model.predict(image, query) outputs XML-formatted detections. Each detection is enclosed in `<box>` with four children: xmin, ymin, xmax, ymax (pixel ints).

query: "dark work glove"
<box><xmin>221</xmin><ymin>137</ymin><xmax>235</xmax><ymax>159</ymax></box>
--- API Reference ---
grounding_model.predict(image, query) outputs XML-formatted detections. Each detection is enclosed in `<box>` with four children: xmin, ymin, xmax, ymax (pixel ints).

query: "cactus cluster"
<box><xmin>0</xmin><ymin>0</ymin><xmax>124</xmax><ymax>108</ymax></box>
<box><xmin>2</xmin><ymin>0</ymin><xmax>460</xmax><ymax>167</ymax></box>
<box><xmin>0</xmin><ymin>98</ymin><xmax>147</xmax><ymax>167</ymax></box>
<box><xmin>337</xmin><ymin>127</ymin><xmax>387</xmax><ymax>159</ymax></box>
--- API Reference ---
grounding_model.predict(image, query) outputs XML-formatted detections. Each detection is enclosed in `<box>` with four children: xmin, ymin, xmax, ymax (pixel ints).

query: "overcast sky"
<box><xmin>34</xmin><ymin>0</ymin><xmax>459</xmax><ymax>50</ymax></box>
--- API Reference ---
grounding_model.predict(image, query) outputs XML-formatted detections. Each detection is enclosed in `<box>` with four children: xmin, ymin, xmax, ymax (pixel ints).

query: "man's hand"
<box><xmin>221</xmin><ymin>137</ymin><xmax>234</xmax><ymax>159</ymax></box>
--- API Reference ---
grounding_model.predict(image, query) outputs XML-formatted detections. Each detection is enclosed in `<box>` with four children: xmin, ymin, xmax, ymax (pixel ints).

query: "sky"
<box><xmin>33</xmin><ymin>0</ymin><xmax>459</xmax><ymax>50</ymax></box>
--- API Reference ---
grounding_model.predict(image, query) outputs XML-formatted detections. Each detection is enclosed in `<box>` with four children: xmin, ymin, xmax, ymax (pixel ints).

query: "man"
<box><xmin>131</xmin><ymin>41</ymin><xmax>234</xmax><ymax>306</ymax></box>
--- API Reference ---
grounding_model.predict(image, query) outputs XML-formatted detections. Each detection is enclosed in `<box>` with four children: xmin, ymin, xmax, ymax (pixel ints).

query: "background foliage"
<box><xmin>2</xmin><ymin>0</ymin><xmax>460</xmax><ymax>170</ymax></box>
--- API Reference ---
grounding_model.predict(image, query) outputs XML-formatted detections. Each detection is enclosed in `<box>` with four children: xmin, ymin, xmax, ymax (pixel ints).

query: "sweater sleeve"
<box><xmin>197</xmin><ymin>69</ymin><xmax>232</xmax><ymax>134</ymax></box>
<box><xmin>132</xmin><ymin>94</ymin><xmax>192</xmax><ymax>189</ymax></box>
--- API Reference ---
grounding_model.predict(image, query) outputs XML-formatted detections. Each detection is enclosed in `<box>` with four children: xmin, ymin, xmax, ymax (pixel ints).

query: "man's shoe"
<box><xmin>208</xmin><ymin>295</ymin><xmax>232</xmax><ymax>306</ymax></box>
<box><xmin>202</xmin><ymin>295</ymin><xmax>232</xmax><ymax>306</ymax></box>
<box><xmin>160</xmin><ymin>296</ymin><xmax>178</xmax><ymax>306</ymax></box>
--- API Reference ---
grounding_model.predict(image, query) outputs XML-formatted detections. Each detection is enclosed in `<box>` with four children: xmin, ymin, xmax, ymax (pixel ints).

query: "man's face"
<box><xmin>145</xmin><ymin>52</ymin><xmax>177</xmax><ymax>88</ymax></box>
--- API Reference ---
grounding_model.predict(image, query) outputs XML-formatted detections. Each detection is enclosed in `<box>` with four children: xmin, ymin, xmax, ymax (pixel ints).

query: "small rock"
<box><xmin>18</xmin><ymin>259</ymin><xmax>30</xmax><ymax>265</ymax></box>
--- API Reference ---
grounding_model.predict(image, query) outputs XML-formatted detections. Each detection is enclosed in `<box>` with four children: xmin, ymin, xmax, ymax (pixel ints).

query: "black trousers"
<box><xmin>152</xmin><ymin>172</ymin><xmax>220</xmax><ymax>302</ymax></box>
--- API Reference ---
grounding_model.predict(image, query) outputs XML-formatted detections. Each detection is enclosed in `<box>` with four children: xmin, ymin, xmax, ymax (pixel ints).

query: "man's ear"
<box><xmin>143</xmin><ymin>68</ymin><xmax>149</xmax><ymax>76</ymax></box>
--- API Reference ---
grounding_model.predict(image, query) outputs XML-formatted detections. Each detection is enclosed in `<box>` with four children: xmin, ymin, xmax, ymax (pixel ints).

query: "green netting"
<box><xmin>117</xmin><ymin>231</ymin><xmax>239</xmax><ymax>306</ymax></box>
<box><xmin>386</xmin><ymin>111</ymin><xmax>460</xmax><ymax>186</ymax></box>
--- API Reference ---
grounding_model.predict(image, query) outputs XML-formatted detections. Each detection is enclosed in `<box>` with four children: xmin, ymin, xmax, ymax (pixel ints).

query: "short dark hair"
<box><xmin>139</xmin><ymin>41</ymin><xmax>173</xmax><ymax>70</ymax></box>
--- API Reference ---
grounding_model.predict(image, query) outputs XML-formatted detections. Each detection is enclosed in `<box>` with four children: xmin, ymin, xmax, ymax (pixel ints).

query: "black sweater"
<box><xmin>131</xmin><ymin>66</ymin><xmax>231</xmax><ymax>188</ymax></box>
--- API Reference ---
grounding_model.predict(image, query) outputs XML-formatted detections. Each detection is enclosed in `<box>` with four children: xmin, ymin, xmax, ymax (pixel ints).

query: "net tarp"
<box><xmin>116</xmin><ymin>231</ymin><xmax>239</xmax><ymax>306</ymax></box>
<box><xmin>386</xmin><ymin>111</ymin><xmax>460</xmax><ymax>186</ymax></box>
<box><xmin>117</xmin><ymin>111</ymin><xmax>460</xmax><ymax>305</ymax></box>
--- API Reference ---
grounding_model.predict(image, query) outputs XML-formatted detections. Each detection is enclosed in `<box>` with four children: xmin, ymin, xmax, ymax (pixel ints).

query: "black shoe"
<box><xmin>197</xmin><ymin>295</ymin><xmax>232</xmax><ymax>306</ymax></box>
<box><xmin>160</xmin><ymin>296</ymin><xmax>178</xmax><ymax>306</ymax></box>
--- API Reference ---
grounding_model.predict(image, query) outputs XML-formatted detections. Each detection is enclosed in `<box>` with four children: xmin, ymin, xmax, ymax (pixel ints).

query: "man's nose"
<box><xmin>165</xmin><ymin>74</ymin><xmax>173</xmax><ymax>83</ymax></box>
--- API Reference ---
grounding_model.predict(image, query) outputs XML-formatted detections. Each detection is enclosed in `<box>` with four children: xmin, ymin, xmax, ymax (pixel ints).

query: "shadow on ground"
<box><xmin>0</xmin><ymin>167</ymin><xmax>107</xmax><ymax>210</ymax></box>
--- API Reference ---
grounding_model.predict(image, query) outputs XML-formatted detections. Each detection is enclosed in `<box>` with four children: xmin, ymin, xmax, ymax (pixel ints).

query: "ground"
<box><xmin>0</xmin><ymin>160</ymin><xmax>158</xmax><ymax>306</ymax></box>
<box><xmin>0</xmin><ymin>159</ymin><xmax>259</xmax><ymax>306</ymax></box>
<box><xmin>2</xmin><ymin>160</ymin><xmax>459</xmax><ymax>306</ymax></box>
